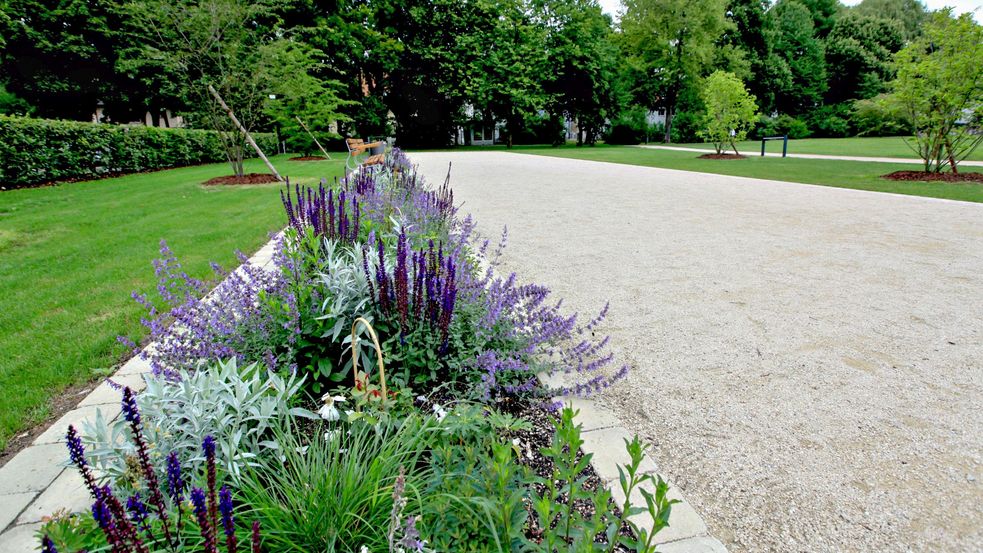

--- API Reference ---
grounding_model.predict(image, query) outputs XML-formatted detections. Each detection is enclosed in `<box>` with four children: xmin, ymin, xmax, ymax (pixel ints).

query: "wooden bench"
<box><xmin>345</xmin><ymin>138</ymin><xmax>386</xmax><ymax>173</ymax></box>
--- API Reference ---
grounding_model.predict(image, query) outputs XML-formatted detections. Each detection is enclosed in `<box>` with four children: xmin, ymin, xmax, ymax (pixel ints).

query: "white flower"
<box><xmin>432</xmin><ymin>403</ymin><xmax>447</xmax><ymax>421</ymax></box>
<box><xmin>318</xmin><ymin>394</ymin><xmax>347</xmax><ymax>421</ymax></box>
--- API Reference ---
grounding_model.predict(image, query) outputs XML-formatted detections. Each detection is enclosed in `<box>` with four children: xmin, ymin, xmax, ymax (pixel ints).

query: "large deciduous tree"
<box><xmin>0</xmin><ymin>0</ymin><xmax>120</xmax><ymax>120</ymax></box>
<box><xmin>534</xmin><ymin>0</ymin><xmax>621</xmax><ymax>145</ymax></box>
<box><xmin>121</xmin><ymin>0</ymin><xmax>340</xmax><ymax>176</ymax></box>
<box><xmin>621</xmin><ymin>0</ymin><xmax>730</xmax><ymax>143</ymax></box>
<box><xmin>824</xmin><ymin>12</ymin><xmax>904</xmax><ymax>105</ymax></box>
<box><xmin>853</xmin><ymin>0</ymin><xmax>927</xmax><ymax>40</ymax></box>
<box><xmin>770</xmin><ymin>0</ymin><xmax>827</xmax><ymax>116</ymax></box>
<box><xmin>888</xmin><ymin>9</ymin><xmax>983</xmax><ymax>173</ymax></box>
<box><xmin>718</xmin><ymin>0</ymin><xmax>791</xmax><ymax>114</ymax></box>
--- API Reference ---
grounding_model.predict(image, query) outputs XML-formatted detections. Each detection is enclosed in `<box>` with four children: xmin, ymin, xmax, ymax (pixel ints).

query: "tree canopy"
<box><xmin>0</xmin><ymin>0</ymin><xmax>974</xmax><ymax>149</ymax></box>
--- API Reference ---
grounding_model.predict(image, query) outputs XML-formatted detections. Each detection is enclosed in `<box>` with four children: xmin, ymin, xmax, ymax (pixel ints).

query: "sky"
<box><xmin>596</xmin><ymin>0</ymin><xmax>982</xmax><ymax>21</ymax></box>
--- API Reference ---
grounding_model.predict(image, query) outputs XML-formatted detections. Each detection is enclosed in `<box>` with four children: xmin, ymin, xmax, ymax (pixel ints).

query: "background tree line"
<box><xmin>0</xmin><ymin>0</ymin><xmax>973</xmax><ymax>149</ymax></box>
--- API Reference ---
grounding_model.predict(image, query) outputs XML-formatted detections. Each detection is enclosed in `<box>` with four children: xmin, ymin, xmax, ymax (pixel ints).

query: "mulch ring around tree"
<box><xmin>203</xmin><ymin>173</ymin><xmax>281</xmax><ymax>186</ymax></box>
<box><xmin>289</xmin><ymin>156</ymin><xmax>331</xmax><ymax>161</ymax></box>
<box><xmin>698</xmin><ymin>153</ymin><xmax>746</xmax><ymax>160</ymax></box>
<box><xmin>882</xmin><ymin>171</ymin><xmax>983</xmax><ymax>183</ymax></box>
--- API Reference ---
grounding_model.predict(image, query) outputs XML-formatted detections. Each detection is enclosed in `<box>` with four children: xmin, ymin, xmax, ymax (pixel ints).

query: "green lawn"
<box><xmin>480</xmin><ymin>144</ymin><xmax>982</xmax><ymax>203</ymax></box>
<box><xmin>0</xmin><ymin>155</ymin><xmax>344</xmax><ymax>452</ymax></box>
<box><xmin>671</xmin><ymin>136</ymin><xmax>983</xmax><ymax>162</ymax></box>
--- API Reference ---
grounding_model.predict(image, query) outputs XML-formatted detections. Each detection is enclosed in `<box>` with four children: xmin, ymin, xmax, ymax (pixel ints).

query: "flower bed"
<box><xmin>41</xmin><ymin>149</ymin><xmax>676</xmax><ymax>552</ymax></box>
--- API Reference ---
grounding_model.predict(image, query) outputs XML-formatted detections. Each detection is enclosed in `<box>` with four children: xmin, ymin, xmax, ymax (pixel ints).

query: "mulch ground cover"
<box><xmin>698</xmin><ymin>153</ymin><xmax>746</xmax><ymax>160</ymax></box>
<box><xmin>288</xmin><ymin>156</ymin><xmax>331</xmax><ymax>161</ymax></box>
<box><xmin>882</xmin><ymin>170</ymin><xmax>983</xmax><ymax>183</ymax></box>
<box><xmin>203</xmin><ymin>173</ymin><xmax>281</xmax><ymax>185</ymax></box>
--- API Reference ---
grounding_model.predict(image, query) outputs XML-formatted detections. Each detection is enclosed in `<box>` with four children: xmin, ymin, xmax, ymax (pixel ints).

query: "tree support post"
<box><xmin>207</xmin><ymin>84</ymin><xmax>283</xmax><ymax>181</ymax></box>
<box><xmin>295</xmin><ymin>116</ymin><xmax>332</xmax><ymax>160</ymax></box>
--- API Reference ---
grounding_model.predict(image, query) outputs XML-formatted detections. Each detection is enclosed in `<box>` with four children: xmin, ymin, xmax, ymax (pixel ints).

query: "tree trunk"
<box><xmin>944</xmin><ymin>137</ymin><xmax>958</xmax><ymax>174</ymax></box>
<box><xmin>207</xmin><ymin>84</ymin><xmax>283</xmax><ymax>181</ymax></box>
<box><xmin>663</xmin><ymin>106</ymin><xmax>674</xmax><ymax>143</ymax></box>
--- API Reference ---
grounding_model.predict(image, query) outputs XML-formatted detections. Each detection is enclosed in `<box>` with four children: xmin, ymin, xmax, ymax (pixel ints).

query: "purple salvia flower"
<box><xmin>395</xmin><ymin>230</ymin><xmax>409</xmax><ymax>327</ymax></box>
<box><xmin>121</xmin><ymin>387</ymin><xmax>175</xmax><ymax>549</ymax></box>
<box><xmin>127</xmin><ymin>492</ymin><xmax>151</xmax><ymax>535</ymax></box>
<box><xmin>203</xmin><ymin>435</ymin><xmax>218</xmax><ymax>533</ymax></box>
<box><xmin>166</xmin><ymin>451</ymin><xmax>184</xmax><ymax>503</ymax></box>
<box><xmin>41</xmin><ymin>536</ymin><xmax>58</xmax><ymax>553</ymax></box>
<box><xmin>219</xmin><ymin>485</ymin><xmax>238</xmax><ymax>553</ymax></box>
<box><xmin>66</xmin><ymin>425</ymin><xmax>100</xmax><ymax>500</ymax></box>
<box><xmin>251</xmin><ymin>521</ymin><xmax>262</xmax><ymax>553</ymax></box>
<box><xmin>191</xmin><ymin>487</ymin><xmax>218</xmax><ymax>553</ymax></box>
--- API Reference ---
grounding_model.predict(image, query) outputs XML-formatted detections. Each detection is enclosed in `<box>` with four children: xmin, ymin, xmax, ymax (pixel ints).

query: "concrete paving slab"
<box><xmin>76</xmin><ymin>373</ymin><xmax>147</xmax><ymax>407</ymax></box>
<box><xmin>581</xmin><ymin>425</ymin><xmax>659</xmax><ymax>480</ymax></box>
<box><xmin>114</xmin><ymin>355</ymin><xmax>153</xmax><ymax>376</ymax></box>
<box><xmin>17</xmin><ymin>469</ymin><xmax>88</xmax><ymax>524</ymax></box>
<box><xmin>0</xmin><ymin>522</ymin><xmax>42</xmax><ymax>552</ymax></box>
<box><xmin>0</xmin><ymin>445</ymin><xmax>68</xmax><ymax>495</ymax></box>
<box><xmin>0</xmin><ymin>492</ymin><xmax>36</xmax><ymax>532</ymax></box>
<box><xmin>553</xmin><ymin>395</ymin><xmax>624</xmax><ymax>433</ymax></box>
<box><xmin>33</xmin><ymin>404</ymin><xmax>121</xmax><ymax>446</ymax></box>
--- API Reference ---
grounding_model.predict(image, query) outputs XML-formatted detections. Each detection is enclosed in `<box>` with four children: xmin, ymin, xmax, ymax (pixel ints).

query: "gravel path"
<box><xmin>636</xmin><ymin>144</ymin><xmax>983</xmax><ymax>166</ymax></box>
<box><xmin>410</xmin><ymin>151</ymin><xmax>983</xmax><ymax>553</ymax></box>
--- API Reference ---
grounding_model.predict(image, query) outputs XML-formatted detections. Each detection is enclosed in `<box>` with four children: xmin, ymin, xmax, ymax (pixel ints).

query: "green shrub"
<box><xmin>80</xmin><ymin>359</ymin><xmax>316</xmax><ymax>485</ymax></box>
<box><xmin>753</xmin><ymin>114</ymin><xmax>812</xmax><ymax>139</ymax></box>
<box><xmin>806</xmin><ymin>104</ymin><xmax>852</xmax><ymax>138</ymax></box>
<box><xmin>0</xmin><ymin>115</ymin><xmax>277</xmax><ymax>188</ymax></box>
<box><xmin>603</xmin><ymin>108</ymin><xmax>653</xmax><ymax>145</ymax></box>
<box><xmin>851</xmin><ymin>96</ymin><xmax>912</xmax><ymax>137</ymax></box>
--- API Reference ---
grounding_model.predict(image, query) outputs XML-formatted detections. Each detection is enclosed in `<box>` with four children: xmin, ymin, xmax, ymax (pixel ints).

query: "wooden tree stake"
<box><xmin>295</xmin><ymin>116</ymin><xmax>332</xmax><ymax>160</ymax></box>
<box><xmin>207</xmin><ymin>84</ymin><xmax>283</xmax><ymax>181</ymax></box>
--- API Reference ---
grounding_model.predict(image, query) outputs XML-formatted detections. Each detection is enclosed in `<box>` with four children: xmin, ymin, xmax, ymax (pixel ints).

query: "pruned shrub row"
<box><xmin>0</xmin><ymin>115</ymin><xmax>277</xmax><ymax>188</ymax></box>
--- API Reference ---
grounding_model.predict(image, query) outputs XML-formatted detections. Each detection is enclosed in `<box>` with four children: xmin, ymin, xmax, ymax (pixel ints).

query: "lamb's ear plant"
<box><xmin>81</xmin><ymin>359</ymin><xmax>316</xmax><ymax>485</ymax></box>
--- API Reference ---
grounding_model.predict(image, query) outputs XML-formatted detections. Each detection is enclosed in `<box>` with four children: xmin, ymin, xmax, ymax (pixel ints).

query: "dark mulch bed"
<box><xmin>882</xmin><ymin>170</ymin><xmax>983</xmax><ymax>183</ymax></box>
<box><xmin>288</xmin><ymin>156</ymin><xmax>330</xmax><ymax>161</ymax></box>
<box><xmin>698</xmin><ymin>153</ymin><xmax>746</xmax><ymax>160</ymax></box>
<box><xmin>203</xmin><ymin>173</ymin><xmax>280</xmax><ymax>186</ymax></box>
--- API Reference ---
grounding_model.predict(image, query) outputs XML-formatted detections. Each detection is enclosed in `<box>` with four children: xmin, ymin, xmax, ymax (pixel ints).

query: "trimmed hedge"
<box><xmin>0</xmin><ymin>115</ymin><xmax>278</xmax><ymax>189</ymax></box>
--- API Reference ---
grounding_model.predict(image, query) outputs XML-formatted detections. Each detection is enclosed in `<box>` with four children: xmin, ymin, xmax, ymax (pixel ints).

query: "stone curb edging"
<box><xmin>0</xmin><ymin>237</ymin><xmax>280</xmax><ymax>552</ymax></box>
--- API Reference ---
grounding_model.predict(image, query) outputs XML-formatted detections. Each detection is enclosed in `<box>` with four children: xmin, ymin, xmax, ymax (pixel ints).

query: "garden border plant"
<box><xmin>40</xmin><ymin>147</ymin><xmax>676</xmax><ymax>552</ymax></box>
